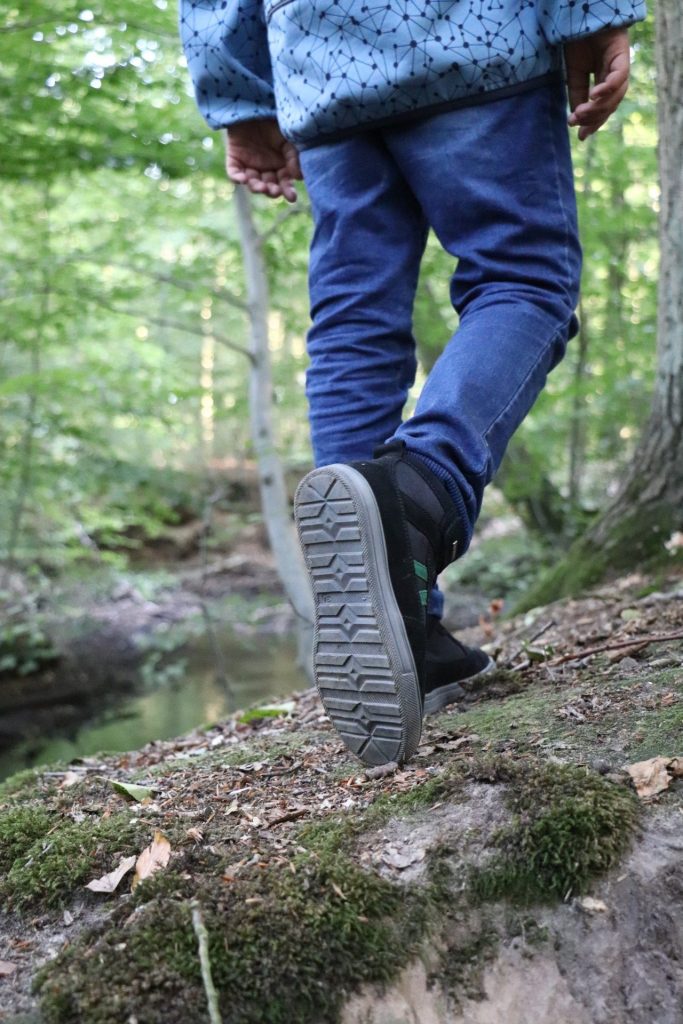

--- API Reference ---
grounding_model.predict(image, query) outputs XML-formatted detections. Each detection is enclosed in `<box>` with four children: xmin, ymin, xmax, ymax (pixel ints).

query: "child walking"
<box><xmin>181</xmin><ymin>0</ymin><xmax>646</xmax><ymax>766</ymax></box>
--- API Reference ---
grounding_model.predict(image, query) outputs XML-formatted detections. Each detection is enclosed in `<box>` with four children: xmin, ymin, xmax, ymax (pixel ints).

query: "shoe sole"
<box><xmin>423</xmin><ymin>657</ymin><xmax>496</xmax><ymax>715</ymax></box>
<box><xmin>294</xmin><ymin>465</ymin><xmax>422</xmax><ymax>767</ymax></box>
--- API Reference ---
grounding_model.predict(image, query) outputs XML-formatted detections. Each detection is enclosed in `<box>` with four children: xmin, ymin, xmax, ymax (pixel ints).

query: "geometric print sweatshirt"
<box><xmin>179</xmin><ymin>0</ymin><xmax>647</xmax><ymax>146</ymax></box>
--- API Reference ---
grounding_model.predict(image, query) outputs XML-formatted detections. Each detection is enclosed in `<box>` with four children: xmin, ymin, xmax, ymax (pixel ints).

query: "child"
<box><xmin>181</xmin><ymin>1</ymin><xmax>646</xmax><ymax>766</ymax></box>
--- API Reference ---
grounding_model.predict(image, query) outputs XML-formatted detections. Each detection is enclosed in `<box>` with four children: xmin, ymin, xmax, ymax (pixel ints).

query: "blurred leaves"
<box><xmin>0</xmin><ymin>4</ymin><xmax>660</xmax><ymax>576</ymax></box>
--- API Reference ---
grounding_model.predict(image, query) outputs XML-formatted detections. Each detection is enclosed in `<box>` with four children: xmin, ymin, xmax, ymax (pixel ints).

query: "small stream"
<box><xmin>0</xmin><ymin>630</ymin><xmax>304</xmax><ymax>781</ymax></box>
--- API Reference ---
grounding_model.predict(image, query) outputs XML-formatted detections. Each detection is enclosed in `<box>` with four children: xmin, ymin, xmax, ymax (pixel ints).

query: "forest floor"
<box><xmin>0</xmin><ymin>568</ymin><xmax>682</xmax><ymax>1023</ymax></box>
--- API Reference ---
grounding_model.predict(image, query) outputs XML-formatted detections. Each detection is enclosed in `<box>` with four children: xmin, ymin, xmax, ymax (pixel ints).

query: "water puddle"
<box><xmin>0</xmin><ymin>630</ymin><xmax>304</xmax><ymax>780</ymax></box>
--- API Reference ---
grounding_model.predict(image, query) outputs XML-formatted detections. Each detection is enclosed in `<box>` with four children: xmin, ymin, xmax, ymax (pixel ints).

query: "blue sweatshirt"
<box><xmin>180</xmin><ymin>0</ymin><xmax>646</xmax><ymax>146</ymax></box>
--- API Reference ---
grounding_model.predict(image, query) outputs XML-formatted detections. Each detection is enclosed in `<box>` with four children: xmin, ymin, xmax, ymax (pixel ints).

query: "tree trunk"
<box><xmin>584</xmin><ymin>0</ymin><xmax>683</xmax><ymax>551</ymax></box>
<box><xmin>519</xmin><ymin>3</ymin><xmax>683</xmax><ymax>607</ymax></box>
<box><xmin>233</xmin><ymin>187</ymin><xmax>314</xmax><ymax>679</ymax></box>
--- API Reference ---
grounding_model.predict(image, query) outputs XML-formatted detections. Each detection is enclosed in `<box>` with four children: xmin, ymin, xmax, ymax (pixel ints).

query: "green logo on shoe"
<box><xmin>413</xmin><ymin>560</ymin><xmax>428</xmax><ymax>607</ymax></box>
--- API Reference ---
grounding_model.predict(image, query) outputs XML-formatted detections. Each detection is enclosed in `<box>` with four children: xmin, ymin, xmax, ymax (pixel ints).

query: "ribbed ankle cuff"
<box><xmin>404</xmin><ymin>451</ymin><xmax>472</xmax><ymax>556</ymax></box>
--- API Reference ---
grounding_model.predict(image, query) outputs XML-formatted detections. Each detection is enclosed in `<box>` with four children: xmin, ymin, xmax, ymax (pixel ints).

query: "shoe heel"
<box><xmin>294</xmin><ymin>466</ymin><xmax>422</xmax><ymax>766</ymax></box>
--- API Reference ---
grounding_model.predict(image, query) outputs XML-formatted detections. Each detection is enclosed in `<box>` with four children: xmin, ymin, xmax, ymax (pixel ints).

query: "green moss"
<box><xmin>437</xmin><ymin>925</ymin><xmax>498</xmax><ymax>1002</ymax></box>
<box><xmin>439</xmin><ymin>688</ymin><xmax>567</xmax><ymax>747</ymax></box>
<box><xmin>516</xmin><ymin>504</ymin><xmax>682</xmax><ymax>611</ymax></box>
<box><xmin>38</xmin><ymin>849</ymin><xmax>435</xmax><ymax>1024</ymax></box>
<box><xmin>300</xmin><ymin>773</ymin><xmax>452</xmax><ymax>858</ymax></box>
<box><xmin>0</xmin><ymin>767</ymin><xmax>44</xmax><ymax>802</ymax></box>
<box><xmin>1</xmin><ymin>812</ymin><xmax>143</xmax><ymax>911</ymax></box>
<box><xmin>0</xmin><ymin>805</ymin><xmax>54</xmax><ymax>874</ymax></box>
<box><xmin>472</xmin><ymin>762</ymin><xmax>639</xmax><ymax>905</ymax></box>
<box><xmin>627</xmin><ymin>701</ymin><xmax>683</xmax><ymax>761</ymax></box>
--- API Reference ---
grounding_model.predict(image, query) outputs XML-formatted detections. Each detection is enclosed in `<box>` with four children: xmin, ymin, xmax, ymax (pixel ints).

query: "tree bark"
<box><xmin>520</xmin><ymin>3</ymin><xmax>683</xmax><ymax>606</ymax></box>
<box><xmin>587</xmin><ymin>0</ymin><xmax>683</xmax><ymax>549</ymax></box>
<box><xmin>233</xmin><ymin>187</ymin><xmax>314</xmax><ymax>679</ymax></box>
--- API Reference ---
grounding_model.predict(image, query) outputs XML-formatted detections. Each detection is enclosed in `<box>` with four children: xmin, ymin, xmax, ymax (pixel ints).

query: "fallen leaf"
<box><xmin>625</xmin><ymin>756</ymin><xmax>683</xmax><ymax>800</ymax></box>
<box><xmin>63</xmin><ymin>910</ymin><xmax>74</xmax><ymax>926</ymax></box>
<box><xmin>132</xmin><ymin>831</ymin><xmax>171</xmax><ymax>889</ymax></box>
<box><xmin>59</xmin><ymin>771</ymin><xmax>82</xmax><ymax>788</ymax></box>
<box><xmin>0</xmin><ymin>961</ymin><xmax>17</xmax><ymax>976</ymax></box>
<box><xmin>364</xmin><ymin>761</ymin><xmax>398</xmax><ymax>780</ymax></box>
<box><xmin>607</xmin><ymin>641</ymin><xmax>649</xmax><ymax>664</ymax></box>
<box><xmin>331</xmin><ymin>882</ymin><xmax>347</xmax><ymax>901</ymax></box>
<box><xmin>109</xmin><ymin>780</ymin><xmax>154</xmax><ymax>803</ymax></box>
<box><xmin>577</xmin><ymin>897</ymin><xmax>609</xmax><ymax>914</ymax></box>
<box><xmin>620</xmin><ymin>608</ymin><xmax>640</xmax><ymax>622</ymax></box>
<box><xmin>85</xmin><ymin>855</ymin><xmax>136</xmax><ymax>894</ymax></box>
<box><xmin>438</xmin><ymin>735</ymin><xmax>479</xmax><ymax>752</ymax></box>
<box><xmin>665</xmin><ymin>531</ymin><xmax>683</xmax><ymax>553</ymax></box>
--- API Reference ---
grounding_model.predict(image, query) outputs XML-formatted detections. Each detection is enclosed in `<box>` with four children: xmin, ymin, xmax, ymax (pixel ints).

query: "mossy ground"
<box><xmin>2</xmin><ymin>576</ymin><xmax>680</xmax><ymax>1022</ymax></box>
<box><xmin>469</xmin><ymin>762</ymin><xmax>639</xmax><ymax>904</ymax></box>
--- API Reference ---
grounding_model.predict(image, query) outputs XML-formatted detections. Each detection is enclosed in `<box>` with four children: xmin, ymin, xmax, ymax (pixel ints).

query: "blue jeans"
<box><xmin>300</xmin><ymin>80</ymin><xmax>582</xmax><ymax>555</ymax></box>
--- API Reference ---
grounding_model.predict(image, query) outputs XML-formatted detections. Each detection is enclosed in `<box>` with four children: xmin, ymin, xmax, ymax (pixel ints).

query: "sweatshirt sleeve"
<box><xmin>538</xmin><ymin>0</ymin><xmax>647</xmax><ymax>44</ymax></box>
<box><xmin>179</xmin><ymin>0</ymin><xmax>276</xmax><ymax>130</ymax></box>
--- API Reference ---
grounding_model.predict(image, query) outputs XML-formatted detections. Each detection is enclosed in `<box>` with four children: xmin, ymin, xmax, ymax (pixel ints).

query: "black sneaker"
<box><xmin>293</xmin><ymin>441</ymin><xmax>462</xmax><ymax>766</ymax></box>
<box><xmin>423</xmin><ymin>617</ymin><xmax>495</xmax><ymax>715</ymax></box>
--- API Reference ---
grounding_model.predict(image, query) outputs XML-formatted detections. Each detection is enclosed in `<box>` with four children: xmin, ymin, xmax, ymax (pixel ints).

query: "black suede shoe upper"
<box><xmin>424</xmin><ymin>617</ymin><xmax>492</xmax><ymax>694</ymax></box>
<box><xmin>350</xmin><ymin>441</ymin><xmax>465</xmax><ymax>698</ymax></box>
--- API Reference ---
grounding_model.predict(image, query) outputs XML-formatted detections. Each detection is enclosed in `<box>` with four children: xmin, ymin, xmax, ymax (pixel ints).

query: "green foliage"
<box><xmin>0</xmin><ymin>6</ymin><xmax>663</xmax><ymax>596</ymax></box>
<box><xmin>472</xmin><ymin>763</ymin><xmax>640</xmax><ymax>905</ymax></box>
<box><xmin>0</xmin><ymin>596</ymin><xmax>57</xmax><ymax>677</ymax></box>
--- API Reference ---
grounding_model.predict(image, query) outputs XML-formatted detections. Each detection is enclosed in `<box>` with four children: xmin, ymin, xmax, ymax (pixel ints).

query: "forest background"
<box><xmin>0</xmin><ymin>1</ymin><xmax>671</xmax><ymax>757</ymax></box>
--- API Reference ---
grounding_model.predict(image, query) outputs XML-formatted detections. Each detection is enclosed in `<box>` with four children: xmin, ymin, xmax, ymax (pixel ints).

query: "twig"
<box><xmin>266</xmin><ymin>807</ymin><xmax>308</xmax><ymax>827</ymax></box>
<box><xmin>507</xmin><ymin>619</ymin><xmax>556</xmax><ymax>666</ymax></box>
<box><xmin>190</xmin><ymin>900</ymin><xmax>222</xmax><ymax>1024</ymax></box>
<box><xmin>549</xmin><ymin>629</ymin><xmax>683</xmax><ymax>667</ymax></box>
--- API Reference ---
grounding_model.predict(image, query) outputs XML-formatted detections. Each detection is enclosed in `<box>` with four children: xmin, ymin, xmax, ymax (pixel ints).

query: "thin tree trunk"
<box><xmin>1</xmin><ymin>188</ymin><xmax>49</xmax><ymax>585</ymax></box>
<box><xmin>567</xmin><ymin>297</ymin><xmax>590</xmax><ymax>512</ymax></box>
<box><xmin>233</xmin><ymin>187</ymin><xmax>314</xmax><ymax>680</ymax></box>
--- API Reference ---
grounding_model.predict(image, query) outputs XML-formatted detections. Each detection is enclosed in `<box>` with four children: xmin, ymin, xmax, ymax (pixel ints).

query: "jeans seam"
<box><xmin>546</xmin><ymin>83</ymin><xmax>575</xmax><ymax>308</ymax></box>
<box><xmin>481</xmin><ymin>313</ymin><xmax>576</xmax><ymax>444</ymax></box>
<box><xmin>481</xmin><ymin>87</ymin><xmax>576</xmax><ymax>444</ymax></box>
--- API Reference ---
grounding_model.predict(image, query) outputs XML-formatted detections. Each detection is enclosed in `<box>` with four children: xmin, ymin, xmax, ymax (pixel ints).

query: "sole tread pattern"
<box><xmin>294</xmin><ymin>466</ymin><xmax>422</xmax><ymax>766</ymax></box>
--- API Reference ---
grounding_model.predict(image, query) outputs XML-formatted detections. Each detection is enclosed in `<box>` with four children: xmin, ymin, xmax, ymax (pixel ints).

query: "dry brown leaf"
<box><xmin>625</xmin><ymin>756</ymin><xmax>683</xmax><ymax>800</ymax></box>
<box><xmin>364</xmin><ymin>761</ymin><xmax>398</xmax><ymax>780</ymax></box>
<box><xmin>577</xmin><ymin>897</ymin><xmax>609</xmax><ymax>914</ymax></box>
<box><xmin>0</xmin><ymin>961</ymin><xmax>17</xmax><ymax>976</ymax></box>
<box><xmin>132</xmin><ymin>831</ymin><xmax>171</xmax><ymax>889</ymax></box>
<box><xmin>59</xmin><ymin>771</ymin><xmax>82</xmax><ymax>788</ymax></box>
<box><xmin>85</xmin><ymin>855</ymin><xmax>136</xmax><ymax>894</ymax></box>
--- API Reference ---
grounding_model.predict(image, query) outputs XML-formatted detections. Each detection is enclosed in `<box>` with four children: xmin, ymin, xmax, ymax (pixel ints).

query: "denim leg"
<box><xmin>384</xmin><ymin>82</ymin><xmax>582</xmax><ymax>547</ymax></box>
<box><xmin>299</xmin><ymin>133</ymin><xmax>429</xmax><ymax>467</ymax></box>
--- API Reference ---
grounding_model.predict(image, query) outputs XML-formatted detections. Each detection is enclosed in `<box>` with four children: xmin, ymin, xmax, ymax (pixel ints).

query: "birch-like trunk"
<box><xmin>233</xmin><ymin>186</ymin><xmax>314</xmax><ymax>680</ymax></box>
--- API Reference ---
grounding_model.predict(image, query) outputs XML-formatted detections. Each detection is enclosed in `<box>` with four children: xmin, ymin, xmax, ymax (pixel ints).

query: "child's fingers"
<box><xmin>566</xmin><ymin>68</ymin><xmax>590</xmax><ymax>115</ymax></box>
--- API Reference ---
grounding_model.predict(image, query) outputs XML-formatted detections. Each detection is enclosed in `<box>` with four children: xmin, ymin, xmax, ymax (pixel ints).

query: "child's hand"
<box><xmin>225</xmin><ymin>119</ymin><xmax>302</xmax><ymax>202</ymax></box>
<box><xmin>565</xmin><ymin>27</ymin><xmax>631</xmax><ymax>142</ymax></box>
